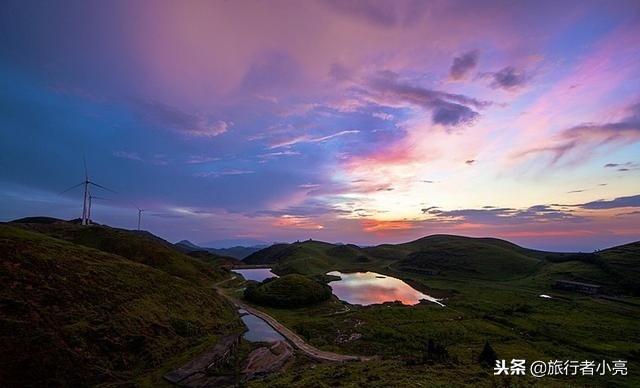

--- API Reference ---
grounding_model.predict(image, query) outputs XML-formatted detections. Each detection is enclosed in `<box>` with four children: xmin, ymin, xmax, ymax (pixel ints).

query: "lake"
<box><xmin>327</xmin><ymin>271</ymin><xmax>444</xmax><ymax>306</ymax></box>
<box><xmin>239</xmin><ymin>310</ymin><xmax>285</xmax><ymax>342</ymax></box>
<box><xmin>231</xmin><ymin>268</ymin><xmax>278</xmax><ymax>282</ymax></box>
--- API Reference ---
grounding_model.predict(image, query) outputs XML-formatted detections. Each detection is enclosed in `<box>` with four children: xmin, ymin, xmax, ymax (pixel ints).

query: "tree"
<box><xmin>478</xmin><ymin>341</ymin><xmax>498</xmax><ymax>367</ymax></box>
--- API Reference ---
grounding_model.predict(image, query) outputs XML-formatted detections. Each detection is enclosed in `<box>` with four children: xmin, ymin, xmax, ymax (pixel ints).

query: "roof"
<box><xmin>555</xmin><ymin>280</ymin><xmax>601</xmax><ymax>288</ymax></box>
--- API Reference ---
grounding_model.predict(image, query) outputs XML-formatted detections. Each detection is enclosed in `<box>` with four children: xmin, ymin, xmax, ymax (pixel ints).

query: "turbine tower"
<box><xmin>136</xmin><ymin>207</ymin><xmax>144</xmax><ymax>231</ymax></box>
<box><xmin>87</xmin><ymin>193</ymin><xmax>109</xmax><ymax>224</ymax></box>
<box><xmin>61</xmin><ymin>158</ymin><xmax>115</xmax><ymax>225</ymax></box>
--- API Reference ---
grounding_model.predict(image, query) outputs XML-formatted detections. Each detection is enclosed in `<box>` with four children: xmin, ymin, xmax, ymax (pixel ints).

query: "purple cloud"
<box><xmin>426</xmin><ymin>204</ymin><xmax>581</xmax><ymax>224</ymax></box>
<box><xmin>136</xmin><ymin>100</ymin><xmax>229</xmax><ymax>138</ymax></box>
<box><xmin>450</xmin><ymin>50</ymin><xmax>479</xmax><ymax>80</ymax></box>
<box><xmin>321</xmin><ymin>0</ymin><xmax>430</xmax><ymax>27</ymax></box>
<box><xmin>577</xmin><ymin>194</ymin><xmax>640</xmax><ymax>209</ymax></box>
<box><xmin>515</xmin><ymin>102</ymin><xmax>640</xmax><ymax>164</ymax></box>
<box><xmin>484</xmin><ymin>66</ymin><xmax>528</xmax><ymax>90</ymax></box>
<box><xmin>365</xmin><ymin>71</ymin><xmax>490</xmax><ymax>127</ymax></box>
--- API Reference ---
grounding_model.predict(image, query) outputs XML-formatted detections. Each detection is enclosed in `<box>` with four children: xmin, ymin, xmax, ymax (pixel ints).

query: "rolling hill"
<box><xmin>11</xmin><ymin>221</ymin><xmax>227</xmax><ymax>284</ymax></box>
<box><xmin>241</xmin><ymin>234</ymin><xmax>640</xmax><ymax>290</ymax></box>
<box><xmin>243</xmin><ymin>240</ymin><xmax>377</xmax><ymax>275</ymax></box>
<box><xmin>242</xmin><ymin>235</ymin><xmax>545</xmax><ymax>279</ymax></box>
<box><xmin>175</xmin><ymin>239</ymin><xmax>263</xmax><ymax>259</ymax></box>
<box><xmin>0</xmin><ymin>221</ymin><xmax>240</xmax><ymax>386</ymax></box>
<box><xmin>391</xmin><ymin>234</ymin><xmax>543</xmax><ymax>280</ymax></box>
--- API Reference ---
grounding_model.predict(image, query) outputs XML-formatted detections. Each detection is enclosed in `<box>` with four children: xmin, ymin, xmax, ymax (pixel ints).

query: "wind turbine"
<box><xmin>61</xmin><ymin>158</ymin><xmax>115</xmax><ymax>225</ymax></box>
<box><xmin>136</xmin><ymin>207</ymin><xmax>145</xmax><ymax>231</ymax></box>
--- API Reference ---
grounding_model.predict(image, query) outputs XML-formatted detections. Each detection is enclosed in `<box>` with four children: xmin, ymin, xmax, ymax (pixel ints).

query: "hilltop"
<box><xmin>243</xmin><ymin>235</ymin><xmax>543</xmax><ymax>279</ymax></box>
<box><xmin>11</xmin><ymin>221</ymin><xmax>228</xmax><ymax>284</ymax></box>
<box><xmin>0</xmin><ymin>220</ymin><xmax>240</xmax><ymax>386</ymax></box>
<box><xmin>175</xmin><ymin>239</ymin><xmax>263</xmax><ymax>260</ymax></box>
<box><xmin>243</xmin><ymin>240</ymin><xmax>378</xmax><ymax>275</ymax></box>
<box><xmin>242</xmin><ymin>234</ymin><xmax>640</xmax><ymax>291</ymax></box>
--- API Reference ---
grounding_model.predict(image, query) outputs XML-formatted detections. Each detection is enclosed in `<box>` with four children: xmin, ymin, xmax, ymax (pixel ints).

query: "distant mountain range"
<box><xmin>174</xmin><ymin>239</ymin><xmax>267</xmax><ymax>260</ymax></box>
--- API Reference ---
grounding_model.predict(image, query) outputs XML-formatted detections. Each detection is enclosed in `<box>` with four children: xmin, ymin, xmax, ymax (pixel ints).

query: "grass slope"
<box><xmin>12</xmin><ymin>222</ymin><xmax>227</xmax><ymax>284</ymax></box>
<box><xmin>393</xmin><ymin>234</ymin><xmax>543</xmax><ymax>280</ymax></box>
<box><xmin>0</xmin><ymin>224</ymin><xmax>240</xmax><ymax>387</ymax></box>
<box><xmin>243</xmin><ymin>235</ymin><xmax>546</xmax><ymax>280</ymax></box>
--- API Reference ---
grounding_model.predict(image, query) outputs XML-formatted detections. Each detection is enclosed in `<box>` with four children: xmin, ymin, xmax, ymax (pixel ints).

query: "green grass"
<box><xmin>228</xmin><ymin>235</ymin><xmax>640</xmax><ymax>387</ymax></box>
<box><xmin>0</xmin><ymin>224</ymin><xmax>240</xmax><ymax>386</ymax></box>
<box><xmin>3</xmin><ymin>221</ymin><xmax>638</xmax><ymax>387</ymax></box>
<box><xmin>245</xmin><ymin>274</ymin><xmax>332</xmax><ymax>308</ymax></box>
<box><xmin>14</xmin><ymin>222</ymin><xmax>228</xmax><ymax>284</ymax></box>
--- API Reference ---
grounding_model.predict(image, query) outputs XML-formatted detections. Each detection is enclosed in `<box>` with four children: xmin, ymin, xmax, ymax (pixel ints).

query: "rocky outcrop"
<box><xmin>242</xmin><ymin>340</ymin><xmax>293</xmax><ymax>378</ymax></box>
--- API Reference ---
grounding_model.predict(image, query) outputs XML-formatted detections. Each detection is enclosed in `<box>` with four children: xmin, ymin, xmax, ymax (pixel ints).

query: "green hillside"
<box><xmin>236</xmin><ymin>234</ymin><xmax>640</xmax><ymax>289</ymax></box>
<box><xmin>243</xmin><ymin>235</ymin><xmax>544</xmax><ymax>279</ymax></box>
<box><xmin>244</xmin><ymin>240</ymin><xmax>389</xmax><ymax>276</ymax></box>
<box><xmin>0</xmin><ymin>224</ymin><xmax>240</xmax><ymax>387</ymax></box>
<box><xmin>393</xmin><ymin>234</ymin><xmax>543</xmax><ymax>280</ymax></box>
<box><xmin>11</xmin><ymin>221</ymin><xmax>227</xmax><ymax>284</ymax></box>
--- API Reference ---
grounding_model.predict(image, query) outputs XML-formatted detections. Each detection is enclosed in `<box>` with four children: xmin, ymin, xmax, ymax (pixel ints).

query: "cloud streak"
<box><xmin>514</xmin><ymin>102</ymin><xmax>640</xmax><ymax>164</ymax></box>
<box><xmin>269</xmin><ymin>130</ymin><xmax>360</xmax><ymax>149</ymax></box>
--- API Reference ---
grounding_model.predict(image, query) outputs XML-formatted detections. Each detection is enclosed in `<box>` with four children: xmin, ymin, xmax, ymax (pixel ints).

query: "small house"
<box><xmin>553</xmin><ymin>280</ymin><xmax>601</xmax><ymax>294</ymax></box>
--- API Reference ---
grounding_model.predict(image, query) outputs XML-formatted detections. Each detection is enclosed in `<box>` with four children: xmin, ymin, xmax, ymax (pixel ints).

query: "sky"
<box><xmin>1</xmin><ymin>0</ymin><xmax>639</xmax><ymax>251</ymax></box>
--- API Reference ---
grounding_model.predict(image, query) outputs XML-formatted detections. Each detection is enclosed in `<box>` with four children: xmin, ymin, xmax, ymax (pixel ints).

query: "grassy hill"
<box><xmin>241</xmin><ymin>234</ymin><xmax>640</xmax><ymax>291</ymax></box>
<box><xmin>244</xmin><ymin>240</ymin><xmax>382</xmax><ymax>276</ymax></box>
<box><xmin>11</xmin><ymin>221</ymin><xmax>227</xmax><ymax>284</ymax></box>
<box><xmin>392</xmin><ymin>234</ymin><xmax>543</xmax><ymax>280</ymax></box>
<box><xmin>186</xmin><ymin>250</ymin><xmax>244</xmax><ymax>268</ymax></box>
<box><xmin>0</xmin><ymin>222</ymin><xmax>240</xmax><ymax>387</ymax></box>
<box><xmin>175</xmin><ymin>240</ymin><xmax>262</xmax><ymax>259</ymax></box>
<box><xmin>243</xmin><ymin>235</ymin><xmax>544</xmax><ymax>279</ymax></box>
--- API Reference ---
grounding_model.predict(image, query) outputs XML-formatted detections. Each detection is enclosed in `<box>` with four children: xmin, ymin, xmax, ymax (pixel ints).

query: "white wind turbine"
<box><xmin>136</xmin><ymin>207</ymin><xmax>145</xmax><ymax>231</ymax></box>
<box><xmin>60</xmin><ymin>158</ymin><xmax>115</xmax><ymax>225</ymax></box>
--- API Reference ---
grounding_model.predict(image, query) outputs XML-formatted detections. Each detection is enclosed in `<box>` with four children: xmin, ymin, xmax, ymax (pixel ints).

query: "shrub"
<box><xmin>244</xmin><ymin>274</ymin><xmax>332</xmax><ymax>308</ymax></box>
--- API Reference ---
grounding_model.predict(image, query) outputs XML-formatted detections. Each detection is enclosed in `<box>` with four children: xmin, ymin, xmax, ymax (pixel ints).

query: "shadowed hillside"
<box><xmin>243</xmin><ymin>240</ymin><xmax>377</xmax><ymax>275</ymax></box>
<box><xmin>0</xmin><ymin>223</ymin><xmax>240</xmax><ymax>387</ymax></box>
<box><xmin>11</xmin><ymin>221</ymin><xmax>228</xmax><ymax>284</ymax></box>
<box><xmin>243</xmin><ymin>235</ymin><xmax>545</xmax><ymax>279</ymax></box>
<box><xmin>175</xmin><ymin>240</ymin><xmax>262</xmax><ymax>260</ymax></box>
<box><xmin>392</xmin><ymin>235</ymin><xmax>543</xmax><ymax>280</ymax></box>
<box><xmin>241</xmin><ymin>235</ymin><xmax>640</xmax><ymax>290</ymax></box>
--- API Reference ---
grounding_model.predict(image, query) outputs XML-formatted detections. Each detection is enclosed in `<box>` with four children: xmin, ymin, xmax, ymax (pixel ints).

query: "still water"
<box><xmin>240</xmin><ymin>311</ymin><xmax>285</xmax><ymax>342</ymax></box>
<box><xmin>327</xmin><ymin>271</ymin><xmax>444</xmax><ymax>306</ymax></box>
<box><xmin>231</xmin><ymin>268</ymin><xmax>278</xmax><ymax>282</ymax></box>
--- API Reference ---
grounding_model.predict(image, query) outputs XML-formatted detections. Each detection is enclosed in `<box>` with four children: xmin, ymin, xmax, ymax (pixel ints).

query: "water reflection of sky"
<box><xmin>231</xmin><ymin>268</ymin><xmax>278</xmax><ymax>282</ymax></box>
<box><xmin>327</xmin><ymin>271</ymin><xmax>444</xmax><ymax>306</ymax></box>
<box><xmin>241</xmin><ymin>314</ymin><xmax>285</xmax><ymax>343</ymax></box>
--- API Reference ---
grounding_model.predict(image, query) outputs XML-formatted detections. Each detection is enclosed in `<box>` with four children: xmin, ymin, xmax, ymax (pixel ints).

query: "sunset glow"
<box><xmin>1</xmin><ymin>0</ymin><xmax>639</xmax><ymax>250</ymax></box>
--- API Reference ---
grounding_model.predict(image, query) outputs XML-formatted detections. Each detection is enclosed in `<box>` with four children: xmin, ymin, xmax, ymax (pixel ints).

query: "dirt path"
<box><xmin>215</xmin><ymin>280</ymin><xmax>371</xmax><ymax>362</ymax></box>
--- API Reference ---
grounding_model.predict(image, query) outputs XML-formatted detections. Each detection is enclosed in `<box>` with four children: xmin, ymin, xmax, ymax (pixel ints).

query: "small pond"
<box><xmin>231</xmin><ymin>268</ymin><xmax>278</xmax><ymax>282</ymax></box>
<box><xmin>327</xmin><ymin>271</ymin><xmax>444</xmax><ymax>307</ymax></box>
<box><xmin>240</xmin><ymin>311</ymin><xmax>285</xmax><ymax>343</ymax></box>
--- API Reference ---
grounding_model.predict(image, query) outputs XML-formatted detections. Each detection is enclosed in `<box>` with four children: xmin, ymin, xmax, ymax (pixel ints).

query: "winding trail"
<box><xmin>214</xmin><ymin>279</ymin><xmax>371</xmax><ymax>362</ymax></box>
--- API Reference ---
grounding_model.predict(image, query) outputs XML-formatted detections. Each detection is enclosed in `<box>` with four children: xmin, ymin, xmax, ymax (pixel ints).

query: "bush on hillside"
<box><xmin>244</xmin><ymin>274</ymin><xmax>332</xmax><ymax>308</ymax></box>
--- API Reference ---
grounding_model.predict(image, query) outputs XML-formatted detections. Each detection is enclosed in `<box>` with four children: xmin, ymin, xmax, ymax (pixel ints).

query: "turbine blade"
<box><xmin>60</xmin><ymin>182</ymin><xmax>84</xmax><ymax>194</ymax></box>
<box><xmin>89</xmin><ymin>182</ymin><xmax>116</xmax><ymax>193</ymax></box>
